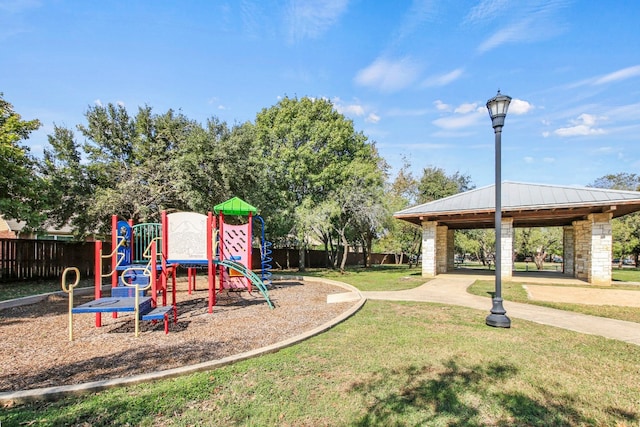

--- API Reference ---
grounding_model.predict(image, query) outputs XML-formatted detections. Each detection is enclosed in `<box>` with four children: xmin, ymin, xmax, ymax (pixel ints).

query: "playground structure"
<box><xmin>61</xmin><ymin>197</ymin><xmax>274</xmax><ymax>340</ymax></box>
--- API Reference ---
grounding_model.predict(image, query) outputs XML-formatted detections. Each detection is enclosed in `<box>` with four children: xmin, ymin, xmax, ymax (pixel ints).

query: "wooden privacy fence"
<box><xmin>0</xmin><ymin>239</ymin><xmax>94</xmax><ymax>282</ymax></box>
<box><xmin>0</xmin><ymin>239</ymin><xmax>401</xmax><ymax>282</ymax></box>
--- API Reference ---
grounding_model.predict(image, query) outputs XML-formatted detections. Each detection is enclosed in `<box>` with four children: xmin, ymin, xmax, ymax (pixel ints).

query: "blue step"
<box><xmin>111</xmin><ymin>286</ymin><xmax>147</xmax><ymax>298</ymax></box>
<box><xmin>140</xmin><ymin>305</ymin><xmax>173</xmax><ymax>321</ymax></box>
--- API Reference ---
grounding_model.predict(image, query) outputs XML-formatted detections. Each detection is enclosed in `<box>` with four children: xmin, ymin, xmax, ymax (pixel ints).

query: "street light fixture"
<box><xmin>486</xmin><ymin>90</ymin><xmax>512</xmax><ymax>328</ymax></box>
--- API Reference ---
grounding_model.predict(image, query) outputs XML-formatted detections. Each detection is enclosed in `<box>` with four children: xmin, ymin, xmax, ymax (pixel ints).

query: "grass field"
<box><xmin>2</xmin><ymin>265</ymin><xmax>640</xmax><ymax>426</ymax></box>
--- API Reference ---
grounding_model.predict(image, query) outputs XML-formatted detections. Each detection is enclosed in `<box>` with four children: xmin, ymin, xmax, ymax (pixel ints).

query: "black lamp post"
<box><xmin>486</xmin><ymin>90</ymin><xmax>511</xmax><ymax>328</ymax></box>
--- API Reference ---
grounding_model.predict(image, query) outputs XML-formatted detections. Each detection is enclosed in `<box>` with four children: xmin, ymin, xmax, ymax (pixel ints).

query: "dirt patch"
<box><xmin>0</xmin><ymin>278</ymin><xmax>356</xmax><ymax>393</ymax></box>
<box><xmin>523</xmin><ymin>285</ymin><xmax>640</xmax><ymax>307</ymax></box>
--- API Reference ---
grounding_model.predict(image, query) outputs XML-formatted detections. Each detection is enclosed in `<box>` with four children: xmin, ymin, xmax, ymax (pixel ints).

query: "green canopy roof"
<box><xmin>213</xmin><ymin>197</ymin><xmax>258</xmax><ymax>216</ymax></box>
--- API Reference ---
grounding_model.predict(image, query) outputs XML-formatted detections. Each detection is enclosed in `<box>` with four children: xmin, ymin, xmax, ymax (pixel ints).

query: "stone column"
<box><xmin>589</xmin><ymin>213</ymin><xmax>612</xmax><ymax>285</ymax></box>
<box><xmin>501</xmin><ymin>217</ymin><xmax>513</xmax><ymax>280</ymax></box>
<box><xmin>421</xmin><ymin>221</ymin><xmax>437</xmax><ymax>277</ymax></box>
<box><xmin>573</xmin><ymin>219</ymin><xmax>590</xmax><ymax>281</ymax></box>
<box><xmin>436</xmin><ymin>225</ymin><xmax>449</xmax><ymax>274</ymax></box>
<box><xmin>572</xmin><ymin>213</ymin><xmax>613</xmax><ymax>285</ymax></box>
<box><xmin>446</xmin><ymin>229</ymin><xmax>455</xmax><ymax>271</ymax></box>
<box><xmin>563</xmin><ymin>226</ymin><xmax>574</xmax><ymax>276</ymax></box>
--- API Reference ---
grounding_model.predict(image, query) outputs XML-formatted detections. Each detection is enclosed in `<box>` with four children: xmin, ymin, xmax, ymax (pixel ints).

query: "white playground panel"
<box><xmin>166</xmin><ymin>212</ymin><xmax>208</xmax><ymax>262</ymax></box>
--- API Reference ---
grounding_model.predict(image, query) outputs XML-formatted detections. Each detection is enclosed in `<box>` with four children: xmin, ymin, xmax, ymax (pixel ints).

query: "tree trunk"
<box><xmin>298</xmin><ymin>246</ymin><xmax>305</xmax><ymax>272</ymax></box>
<box><xmin>534</xmin><ymin>249</ymin><xmax>546</xmax><ymax>270</ymax></box>
<box><xmin>339</xmin><ymin>228</ymin><xmax>349</xmax><ymax>273</ymax></box>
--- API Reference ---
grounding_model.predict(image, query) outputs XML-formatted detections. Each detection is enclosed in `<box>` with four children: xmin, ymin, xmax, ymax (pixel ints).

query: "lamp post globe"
<box><xmin>486</xmin><ymin>90</ymin><xmax>512</xmax><ymax>328</ymax></box>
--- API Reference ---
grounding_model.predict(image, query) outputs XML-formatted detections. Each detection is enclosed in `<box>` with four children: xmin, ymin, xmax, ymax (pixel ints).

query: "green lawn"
<box><xmin>295</xmin><ymin>264</ymin><xmax>427</xmax><ymax>291</ymax></box>
<box><xmin>0</xmin><ymin>278</ymin><xmax>94</xmax><ymax>302</ymax></box>
<box><xmin>2</xmin><ymin>265</ymin><xmax>640</xmax><ymax>426</ymax></box>
<box><xmin>612</xmin><ymin>267</ymin><xmax>640</xmax><ymax>283</ymax></box>
<box><xmin>4</xmin><ymin>299</ymin><xmax>639</xmax><ymax>426</ymax></box>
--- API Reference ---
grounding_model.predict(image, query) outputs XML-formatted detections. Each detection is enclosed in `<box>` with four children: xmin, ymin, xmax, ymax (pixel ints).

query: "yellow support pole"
<box><xmin>61</xmin><ymin>267</ymin><xmax>80</xmax><ymax>342</ymax></box>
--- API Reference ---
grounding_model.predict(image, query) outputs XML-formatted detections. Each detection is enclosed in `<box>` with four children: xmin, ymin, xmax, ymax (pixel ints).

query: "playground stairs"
<box><xmin>71</xmin><ymin>270</ymin><xmax>175</xmax><ymax>334</ymax></box>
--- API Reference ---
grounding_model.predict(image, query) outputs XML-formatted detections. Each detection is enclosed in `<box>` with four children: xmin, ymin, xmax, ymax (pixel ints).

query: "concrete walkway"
<box><xmin>362</xmin><ymin>274</ymin><xmax>640</xmax><ymax>346</ymax></box>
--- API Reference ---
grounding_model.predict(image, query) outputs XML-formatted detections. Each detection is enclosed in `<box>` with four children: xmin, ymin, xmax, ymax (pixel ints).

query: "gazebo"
<box><xmin>394</xmin><ymin>181</ymin><xmax>640</xmax><ymax>285</ymax></box>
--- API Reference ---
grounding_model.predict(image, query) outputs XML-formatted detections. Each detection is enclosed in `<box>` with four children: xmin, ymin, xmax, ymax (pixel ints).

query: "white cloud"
<box><xmin>477</xmin><ymin>20</ymin><xmax>528</xmax><ymax>53</ymax></box>
<box><xmin>593</xmin><ymin>65</ymin><xmax>640</xmax><ymax>85</ymax></box>
<box><xmin>464</xmin><ymin>0</ymin><xmax>510</xmax><ymax>24</ymax></box>
<box><xmin>116</xmin><ymin>100</ymin><xmax>125</xmax><ymax>107</ymax></box>
<box><xmin>554</xmin><ymin>113</ymin><xmax>606</xmax><ymax>137</ymax></box>
<box><xmin>433</xmin><ymin>101</ymin><xmax>486</xmax><ymax>130</ymax></box>
<box><xmin>543</xmin><ymin>157</ymin><xmax>555</xmax><ymax>163</ymax></box>
<box><xmin>354</xmin><ymin>56</ymin><xmax>422</xmax><ymax>92</ymax></box>
<box><xmin>433</xmin><ymin>112</ymin><xmax>483</xmax><ymax>130</ymax></box>
<box><xmin>285</xmin><ymin>0</ymin><xmax>349</xmax><ymax>43</ymax></box>
<box><xmin>365</xmin><ymin>113</ymin><xmax>380</xmax><ymax>123</ymax></box>
<box><xmin>508</xmin><ymin>98</ymin><xmax>533</xmax><ymax>115</ymax></box>
<box><xmin>474</xmin><ymin>1</ymin><xmax>569</xmax><ymax>53</ymax></box>
<box><xmin>333</xmin><ymin>97</ymin><xmax>366</xmax><ymax>117</ymax></box>
<box><xmin>433</xmin><ymin>100</ymin><xmax>450</xmax><ymax>112</ymax></box>
<box><xmin>421</xmin><ymin>68</ymin><xmax>464</xmax><ymax>87</ymax></box>
<box><xmin>524</xmin><ymin>156</ymin><xmax>534</xmax><ymax>164</ymax></box>
<box><xmin>454</xmin><ymin>103</ymin><xmax>478</xmax><ymax>114</ymax></box>
<box><xmin>94</xmin><ymin>99</ymin><xmax>103</xmax><ymax>107</ymax></box>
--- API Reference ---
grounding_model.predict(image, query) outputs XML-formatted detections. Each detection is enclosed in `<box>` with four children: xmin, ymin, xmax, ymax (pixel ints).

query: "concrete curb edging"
<box><xmin>0</xmin><ymin>277</ymin><xmax>365</xmax><ymax>405</ymax></box>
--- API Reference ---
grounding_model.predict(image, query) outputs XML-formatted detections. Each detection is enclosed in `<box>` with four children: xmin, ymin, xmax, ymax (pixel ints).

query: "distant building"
<box><xmin>0</xmin><ymin>216</ymin><xmax>88</xmax><ymax>241</ymax></box>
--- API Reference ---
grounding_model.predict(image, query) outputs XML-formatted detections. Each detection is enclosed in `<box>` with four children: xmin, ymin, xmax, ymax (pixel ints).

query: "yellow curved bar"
<box><xmin>119</xmin><ymin>266</ymin><xmax>153</xmax><ymax>290</ymax></box>
<box><xmin>61</xmin><ymin>267</ymin><xmax>80</xmax><ymax>342</ymax></box>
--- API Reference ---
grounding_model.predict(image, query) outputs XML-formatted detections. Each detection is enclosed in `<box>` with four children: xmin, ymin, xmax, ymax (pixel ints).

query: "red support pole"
<box><xmin>94</xmin><ymin>240</ymin><xmax>102</xmax><ymax>327</ymax></box>
<box><xmin>111</xmin><ymin>215</ymin><xmax>118</xmax><ymax>319</ymax></box>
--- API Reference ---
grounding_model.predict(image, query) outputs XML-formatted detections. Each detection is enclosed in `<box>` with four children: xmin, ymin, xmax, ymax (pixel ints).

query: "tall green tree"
<box><xmin>590</xmin><ymin>172</ymin><xmax>640</xmax><ymax>265</ymax></box>
<box><xmin>40</xmin><ymin>125</ymin><xmax>94</xmax><ymax>237</ymax></box>
<box><xmin>253</xmin><ymin>96</ymin><xmax>383</xmax><ymax>270</ymax></box>
<box><xmin>76</xmin><ymin>103</ymin><xmax>195</xmax><ymax>230</ymax></box>
<box><xmin>0</xmin><ymin>93</ymin><xmax>44</xmax><ymax>226</ymax></box>
<box><xmin>377</xmin><ymin>159</ymin><xmax>421</xmax><ymax>264</ymax></box>
<box><xmin>417</xmin><ymin>166</ymin><xmax>473</xmax><ymax>204</ymax></box>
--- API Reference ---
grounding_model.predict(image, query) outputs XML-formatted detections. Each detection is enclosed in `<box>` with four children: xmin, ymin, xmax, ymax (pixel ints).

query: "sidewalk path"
<box><xmin>362</xmin><ymin>276</ymin><xmax>640</xmax><ymax>346</ymax></box>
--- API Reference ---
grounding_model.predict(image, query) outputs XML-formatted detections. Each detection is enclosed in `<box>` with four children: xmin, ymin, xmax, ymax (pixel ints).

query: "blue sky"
<box><xmin>2</xmin><ymin>0</ymin><xmax>640</xmax><ymax>188</ymax></box>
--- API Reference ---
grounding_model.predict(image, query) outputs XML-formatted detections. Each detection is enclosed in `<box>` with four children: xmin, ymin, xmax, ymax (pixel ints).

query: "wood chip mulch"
<box><xmin>0</xmin><ymin>277</ymin><xmax>356</xmax><ymax>393</ymax></box>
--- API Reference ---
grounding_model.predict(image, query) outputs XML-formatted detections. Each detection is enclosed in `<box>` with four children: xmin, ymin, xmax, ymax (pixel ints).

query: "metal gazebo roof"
<box><xmin>394</xmin><ymin>181</ymin><xmax>640</xmax><ymax>229</ymax></box>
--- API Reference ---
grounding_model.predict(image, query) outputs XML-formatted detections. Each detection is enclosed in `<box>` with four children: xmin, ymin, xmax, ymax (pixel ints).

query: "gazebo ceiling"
<box><xmin>394</xmin><ymin>182</ymin><xmax>640</xmax><ymax>230</ymax></box>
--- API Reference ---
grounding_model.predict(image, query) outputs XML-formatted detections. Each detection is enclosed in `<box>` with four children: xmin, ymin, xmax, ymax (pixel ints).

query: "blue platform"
<box><xmin>71</xmin><ymin>296</ymin><xmax>153</xmax><ymax>314</ymax></box>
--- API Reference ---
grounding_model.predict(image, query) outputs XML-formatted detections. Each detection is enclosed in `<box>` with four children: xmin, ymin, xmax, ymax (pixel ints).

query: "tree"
<box><xmin>514</xmin><ymin>227</ymin><xmax>562</xmax><ymax>270</ymax></box>
<box><xmin>590</xmin><ymin>173</ymin><xmax>640</xmax><ymax>265</ymax></box>
<box><xmin>590</xmin><ymin>173</ymin><xmax>640</xmax><ymax>191</ymax></box>
<box><xmin>0</xmin><ymin>93</ymin><xmax>44</xmax><ymax>226</ymax></box>
<box><xmin>253</xmin><ymin>96</ymin><xmax>383</xmax><ymax>271</ymax></box>
<box><xmin>40</xmin><ymin>125</ymin><xmax>94</xmax><ymax>238</ymax></box>
<box><xmin>377</xmin><ymin>159</ymin><xmax>421</xmax><ymax>265</ymax></box>
<box><xmin>76</xmin><ymin>103</ymin><xmax>195</xmax><ymax>231</ymax></box>
<box><xmin>417</xmin><ymin>166</ymin><xmax>473</xmax><ymax>204</ymax></box>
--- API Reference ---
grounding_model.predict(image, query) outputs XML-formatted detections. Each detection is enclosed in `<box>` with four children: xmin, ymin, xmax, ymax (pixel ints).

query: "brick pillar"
<box><xmin>436</xmin><ymin>225</ymin><xmax>449</xmax><ymax>274</ymax></box>
<box><xmin>446</xmin><ymin>229</ymin><xmax>455</xmax><ymax>271</ymax></box>
<box><xmin>573</xmin><ymin>219</ymin><xmax>590</xmax><ymax>281</ymax></box>
<box><xmin>421</xmin><ymin>221</ymin><xmax>437</xmax><ymax>277</ymax></box>
<box><xmin>563</xmin><ymin>226</ymin><xmax>574</xmax><ymax>276</ymax></box>
<box><xmin>501</xmin><ymin>217</ymin><xmax>513</xmax><ymax>280</ymax></box>
<box><xmin>573</xmin><ymin>213</ymin><xmax>612</xmax><ymax>285</ymax></box>
<box><xmin>589</xmin><ymin>213</ymin><xmax>612</xmax><ymax>285</ymax></box>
